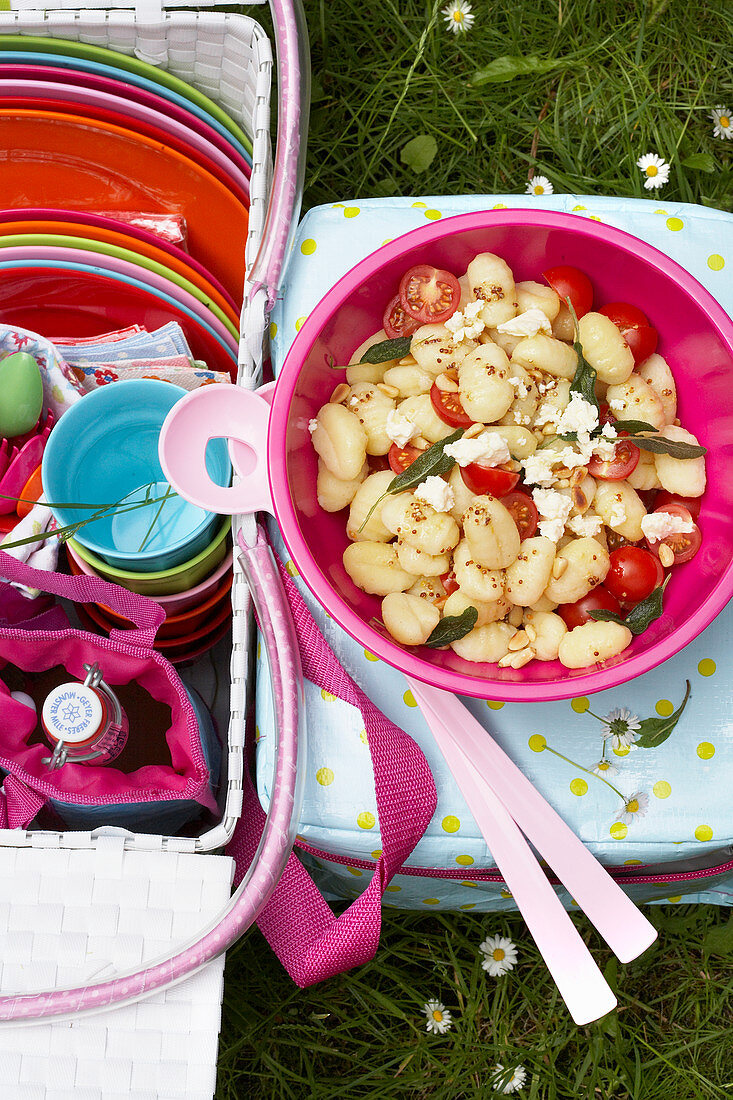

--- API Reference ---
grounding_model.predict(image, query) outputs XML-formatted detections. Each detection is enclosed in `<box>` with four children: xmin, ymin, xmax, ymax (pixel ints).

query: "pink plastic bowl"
<box><xmin>270</xmin><ymin>210</ymin><xmax>733</xmax><ymax>701</ymax></box>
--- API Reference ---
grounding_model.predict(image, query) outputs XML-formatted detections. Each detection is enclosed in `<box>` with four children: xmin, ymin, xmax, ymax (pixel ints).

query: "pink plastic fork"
<box><xmin>407</xmin><ymin>678</ymin><xmax>657</xmax><ymax>967</ymax></box>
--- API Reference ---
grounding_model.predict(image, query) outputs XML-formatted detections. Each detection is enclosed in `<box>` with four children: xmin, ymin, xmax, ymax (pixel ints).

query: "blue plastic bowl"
<box><xmin>42</xmin><ymin>379</ymin><xmax>230</xmax><ymax>572</ymax></box>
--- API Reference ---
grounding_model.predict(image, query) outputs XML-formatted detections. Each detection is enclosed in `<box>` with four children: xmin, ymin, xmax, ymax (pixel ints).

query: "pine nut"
<box><xmin>435</xmin><ymin>372</ymin><xmax>459</xmax><ymax>393</ymax></box>
<box><xmin>658</xmin><ymin>543</ymin><xmax>675</xmax><ymax>567</ymax></box>
<box><xmin>498</xmin><ymin>652</ymin><xmax>516</xmax><ymax>668</ymax></box>
<box><xmin>413</xmin><ymin>435</ymin><xmax>430</xmax><ymax>450</ymax></box>
<box><xmin>463</xmin><ymin>422</ymin><xmax>484</xmax><ymax>439</ymax></box>
<box><xmin>330</xmin><ymin>383</ymin><xmax>350</xmax><ymax>404</ymax></box>
<box><xmin>508</xmin><ymin>629</ymin><xmax>530</xmax><ymax>651</ymax></box>
<box><xmin>510</xmin><ymin>646</ymin><xmax>535</xmax><ymax>669</ymax></box>
<box><xmin>525</xmin><ymin>623</ymin><xmax>537</xmax><ymax>643</ymax></box>
<box><xmin>377</xmin><ymin>382</ymin><xmax>399</xmax><ymax>398</ymax></box>
<box><xmin>508</xmin><ymin>605</ymin><xmax>523</xmax><ymax>628</ymax></box>
<box><xmin>552</xmin><ymin>557</ymin><xmax>568</xmax><ymax>579</ymax></box>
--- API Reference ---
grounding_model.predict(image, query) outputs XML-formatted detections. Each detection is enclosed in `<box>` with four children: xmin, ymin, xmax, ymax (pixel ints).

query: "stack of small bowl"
<box><xmin>42</xmin><ymin>378</ymin><xmax>232</xmax><ymax>664</ymax></box>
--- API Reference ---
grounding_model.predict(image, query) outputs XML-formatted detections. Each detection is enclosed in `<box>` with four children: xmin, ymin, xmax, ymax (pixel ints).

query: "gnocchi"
<box><xmin>310</xmin><ymin>251</ymin><xmax>705</xmax><ymax>673</ymax></box>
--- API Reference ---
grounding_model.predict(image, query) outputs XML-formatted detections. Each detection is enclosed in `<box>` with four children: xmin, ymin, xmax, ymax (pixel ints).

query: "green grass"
<box><xmin>218</xmin><ymin>2</ymin><xmax>733</xmax><ymax>1095</ymax></box>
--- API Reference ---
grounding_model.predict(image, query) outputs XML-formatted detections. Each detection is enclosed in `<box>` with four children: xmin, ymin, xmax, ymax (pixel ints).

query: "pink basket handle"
<box><xmin>0</xmin><ymin>550</ymin><xmax>165</xmax><ymax>649</ymax></box>
<box><xmin>246</xmin><ymin>0</ymin><xmax>309</xmax><ymax>311</ymax></box>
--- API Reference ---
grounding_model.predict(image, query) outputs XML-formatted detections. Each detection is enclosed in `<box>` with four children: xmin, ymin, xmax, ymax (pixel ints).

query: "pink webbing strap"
<box><xmin>0</xmin><ymin>774</ymin><xmax>45</xmax><ymax>829</ymax></box>
<box><xmin>0</xmin><ymin>551</ymin><xmax>164</xmax><ymax>648</ymax></box>
<box><xmin>228</xmin><ymin>565</ymin><xmax>437</xmax><ymax>987</ymax></box>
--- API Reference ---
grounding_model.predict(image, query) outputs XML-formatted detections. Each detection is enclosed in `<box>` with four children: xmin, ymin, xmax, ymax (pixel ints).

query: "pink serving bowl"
<box><xmin>264</xmin><ymin>210</ymin><xmax>733</xmax><ymax>702</ymax></box>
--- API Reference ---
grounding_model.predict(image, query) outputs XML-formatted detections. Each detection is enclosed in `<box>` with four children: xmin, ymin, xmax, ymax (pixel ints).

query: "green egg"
<box><xmin>0</xmin><ymin>352</ymin><xmax>44</xmax><ymax>439</ymax></box>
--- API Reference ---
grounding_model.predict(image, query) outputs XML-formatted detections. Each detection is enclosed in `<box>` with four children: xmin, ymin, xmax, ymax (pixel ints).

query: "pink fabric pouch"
<box><xmin>0</xmin><ymin>551</ymin><xmax>219</xmax><ymax>835</ymax></box>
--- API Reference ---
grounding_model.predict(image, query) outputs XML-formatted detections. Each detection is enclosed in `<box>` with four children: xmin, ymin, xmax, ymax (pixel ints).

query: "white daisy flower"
<box><xmin>615</xmin><ymin>791</ymin><xmax>649</xmax><ymax>826</ymax></box>
<box><xmin>479</xmin><ymin>935</ymin><xmax>518</xmax><ymax>976</ymax></box>
<box><xmin>423</xmin><ymin>999</ymin><xmax>453</xmax><ymax>1034</ymax></box>
<box><xmin>442</xmin><ymin>0</ymin><xmax>475</xmax><ymax>34</ymax></box>
<box><xmin>592</xmin><ymin>757</ymin><xmax>620</xmax><ymax>778</ymax></box>
<box><xmin>636</xmin><ymin>152</ymin><xmax>671</xmax><ymax>190</ymax></box>
<box><xmin>491</xmin><ymin>1063</ymin><xmax>527</xmax><ymax>1093</ymax></box>
<box><xmin>710</xmin><ymin>105</ymin><xmax>733</xmax><ymax>140</ymax></box>
<box><xmin>600</xmin><ymin>707</ymin><xmax>641</xmax><ymax>752</ymax></box>
<box><xmin>525</xmin><ymin>175</ymin><xmax>554</xmax><ymax>196</ymax></box>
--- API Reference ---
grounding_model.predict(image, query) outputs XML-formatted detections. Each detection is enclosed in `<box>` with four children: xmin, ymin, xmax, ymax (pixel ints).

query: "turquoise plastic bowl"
<box><xmin>43</xmin><ymin>379</ymin><xmax>229</xmax><ymax>571</ymax></box>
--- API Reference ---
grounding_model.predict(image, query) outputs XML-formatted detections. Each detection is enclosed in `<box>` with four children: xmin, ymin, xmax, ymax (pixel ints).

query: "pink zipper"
<box><xmin>295</xmin><ymin>839</ymin><xmax>733</xmax><ymax>888</ymax></box>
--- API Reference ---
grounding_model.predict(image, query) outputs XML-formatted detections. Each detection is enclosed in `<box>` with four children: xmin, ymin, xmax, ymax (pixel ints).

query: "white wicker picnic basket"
<box><xmin>0</xmin><ymin>1</ymin><xmax>307</xmax><ymax>1096</ymax></box>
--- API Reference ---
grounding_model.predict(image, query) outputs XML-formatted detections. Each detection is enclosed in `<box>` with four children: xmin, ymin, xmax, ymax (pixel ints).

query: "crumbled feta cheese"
<box><xmin>591</xmin><ymin>437</ymin><xmax>618</xmax><ymax>462</ymax></box>
<box><xmin>640</xmin><ymin>511</ymin><xmax>694</xmax><ymax>542</ymax></box>
<box><xmin>556</xmin><ymin>395</ymin><xmax>599</xmax><ymax>443</ymax></box>
<box><xmin>414</xmin><ymin>476</ymin><xmax>455</xmax><ymax>513</ymax></box>
<box><xmin>508</xmin><ymin>375</ymin><xmax>529</xmax><ymax>399</ymax></box>
<box><xmin>496</xmin><ymin>307</ymin><xmax>552</xmax><ymax>338</ymax></box>
<box><xmin>608</xmin><ymin>399</ymin><xmax>625</xmax><ymax>413</ymax></box>
<box><xmin>308</xmin><ymin>418</ymin><xmax>319</xmax><ymax>434</ymax></box>
<box><xmin>444</xmin><ymin>431</ymin><xmax>511</xmax><ymax>468</ymax></box>
<box><xmin>445</xmin><ymin>300</ymin><xmax>485</xmax><ymax>344</ymax></box>
<box><xmin>567</xmin><ymin>513</ymin><xmax>603</xmax><ymax>537</ymax></box>
<box><xmin>534</xmin><ymin>403</ymin><xmax>561</xmax><ymax>430</ymax></box>
<box><xmin>385</xmin><ymin>409</ymin><xmax>418</xmax><ymax>448</ymax></box>
<box><xmin>601</xmin><ymin>424</ymin><xmax>618</xmax><ymax>440</ymax></box>
<box><xmin>521</xmin><ymin>452</ymin><xmax>559</xmax><ymax>488</ymax></box>
<box><xmin>532</xmin><ymin>488</ymin><xmax>574</xmax><ymax>542</ymax></box>
<box><xmin>608</xmin><ymin>499</ymin><xmax>627</xmax><ymax>527</ymax></box>
<box><xmin>512</xmin><ymin>410</ymin><xmax>532</xmax><ymax>426</ymax></box>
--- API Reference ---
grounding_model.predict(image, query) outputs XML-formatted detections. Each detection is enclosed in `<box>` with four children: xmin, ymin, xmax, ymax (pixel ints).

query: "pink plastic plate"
<box><xmin>0</xmin><ymin>245</ymin><xmax>238</xmax><ymax>352</ymax></box>
<box><xmin>0</xmin><ymin>63</ymin><xmax>251</xmax><ymax>178</ymax></box>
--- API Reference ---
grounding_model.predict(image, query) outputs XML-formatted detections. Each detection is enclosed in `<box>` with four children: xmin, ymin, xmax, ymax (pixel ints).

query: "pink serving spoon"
<box><xmin>157</xmin><ymin>383</ymin><xmax>657</xmax><ymax>1023</ymax></box>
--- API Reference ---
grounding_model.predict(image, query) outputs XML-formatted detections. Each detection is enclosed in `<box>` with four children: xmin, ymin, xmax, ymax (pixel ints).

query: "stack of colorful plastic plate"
<box><xmin>0</xmin><ymin>35</ymin><xmax>255</xmax><ymax>377</ymax></box>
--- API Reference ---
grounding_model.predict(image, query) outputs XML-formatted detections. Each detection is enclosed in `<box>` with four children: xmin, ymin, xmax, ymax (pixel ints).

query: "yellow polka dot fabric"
<box><xmin>257</xmin><ymin>194</ymin><xmax>733</xmax><ymax>914</ymax></box>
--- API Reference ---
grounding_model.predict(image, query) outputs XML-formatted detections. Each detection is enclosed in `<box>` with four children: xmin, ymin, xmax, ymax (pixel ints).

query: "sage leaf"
<box><xmin>611</xmin><ymin>419</ymin><xmax>658</xmax><ymax>434</ymax></box>
<box><xmin>357</xmin><ymin>428</ymin><xmax>464</xmax><ymax>532</ymax></box>
<box><xmin>400</xmin><ymin>134</ymin><xmax>438</xmax><ymax>174</ymax></box>
<box><xmin>589</xmin><ymin>583</ymin><xmax>665</xmax><ymax>635</ymax></box>
<box><xmin>386</xmin><ymin>428</ymin><xmax>463</xmax><ymax>493</ymax></box>
<box><xmin>360</xmin><ymin>336</ymin><xmax>412</xmax><ymax>364</ymax></box>
<box><xmin>424</xmin><ymin>606</ymin><xmax>478</xmax><ymax>648</ymax></box>
<box><xmin>566</xmin><ymin>298</ymin><xmax>599</xmax><ymax>414</ymax></box>
<box><xmin>630</xmin><ymin>435</ymin><xmax>707</xmax><ymax>460</ymax></box>
<box><xmin>470</xmin><ymin>54</ymin><xmax>564</xmax><ymax>86</ymax></box>
<box><xmin>569</xmin><ymin>339</ymin><xmax>599</xmax><ymax>411</ymax></box>
<box><xmin>634</xmin><ymin>680</ymin><xmax>692</xmax><ymax>749</ymax></box>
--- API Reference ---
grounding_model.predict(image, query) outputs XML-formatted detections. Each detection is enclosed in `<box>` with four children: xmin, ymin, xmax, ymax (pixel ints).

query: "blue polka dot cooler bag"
<box><xmin>256</xmin><ymin>194</ymin><xmax>733</xmax><ymax>917</ymax></box>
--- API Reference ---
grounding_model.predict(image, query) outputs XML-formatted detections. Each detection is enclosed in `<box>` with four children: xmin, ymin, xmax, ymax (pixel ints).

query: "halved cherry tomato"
<box><xmin>460</xmin><ymin>463</ymin><xmax>519</xmax><ymax>497</ymax></box>
<box><xmin>558</xmin><ymin>587</ymin><xmax>622</xmax><ymax>630</ymax></box>
<box><xmin>542</xmin><ymin>265</ymin><xmax>594</xmax><ymax>318</ymax></box>
<box><xmin>369</xmin><ymin>453</ymin><xmax>392</xmax><ymax>473</ymax></box>
<box><xmin>654</xmin><ymin>490</ymin><xmax>701</xmax><ymax>521</ymax></box>
<box><xmin>383</xmin><ymin>293</ymin><xmax>420</xmax><ymax>340</ymax></box>
<box><xmin>399</xmin><ymin>265</ymin><xmax>461</xmax><ymax>326</ymax></box>
<box><xmin>430</xmin><ymin>382</ymin><xmax>473</xmax><ymax>427</ymax></box>
<box><xmin>587</xmin><ymin>439</ymin><xmax>640</xmax><ymax>480</ymax></box>
<box><xmin>502</xmin><ymin>490</ymin><xmax>539</xmax><ymax>539</ymax></box>
<box><xmin>440</xmin><ymin>570</ymin><xmax>460</xmax><ymax>596</ymax></box>
<box><xmin>606</xmin><ymin>530</ymin><xmax>635</xmax><ymax>553</ymax></box>
<box><xmin>387</xmin><ymin>442</ymin><xmax>425</xmax><ymax>474</ymax></box>
<box><xmin>605</xmin><ymin>546</ymin><xmax>664</xmax><ymax>604</ymax></box>
<box><xmin>598</xmin><ymin>302</ymin><xmax>659</xmax><ymax>365</ymax></box>
<box><xmin>598</xmin><ymin>402</ymin><xmax>614</xmax><ymax>428</ymax></box>
<box><xmin>645</xmin><ymin>503</ymin><xmax>702</xmax><ymax>565</ymax></box>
